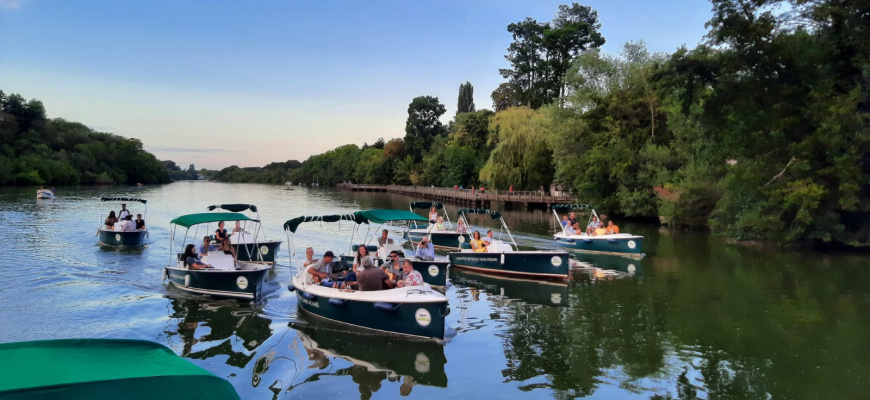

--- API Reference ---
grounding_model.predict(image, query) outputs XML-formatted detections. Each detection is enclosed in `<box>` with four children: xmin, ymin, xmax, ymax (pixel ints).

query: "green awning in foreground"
<box><xmin>354</xmin><ymin>209</ymin><xmax>429</xmax><ymax>224</ymax></box>
<box><xmin>458</xmin><ymin>208</ymin><xmax>502</xmax><ymax>219</ymax></box>
<box><xmin>170</xmin><ymin>212</ymin><xmax>254</xmax><ymax>228</ymax></box>
<box><xmin>0</xmin><ymin>338</ymin><xmax>239</xmax><ymax>400</ymax></box>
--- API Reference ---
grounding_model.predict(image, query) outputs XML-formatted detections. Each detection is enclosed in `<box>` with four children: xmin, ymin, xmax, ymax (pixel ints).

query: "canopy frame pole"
<box><xmin>499</xmin><ymin>217</ymin><xmax>519</xmax><ymax>251</ymax></box>
<box><xmin>553</xmin><ymin>208</ymin><xmax>568</xmax><ymax>235</ymax></box>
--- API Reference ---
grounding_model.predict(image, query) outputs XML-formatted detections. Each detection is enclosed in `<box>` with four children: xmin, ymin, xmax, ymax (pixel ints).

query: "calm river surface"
<box><xmin>1</xmin><ymin>182</ymin><xmax>869</xmax><ymax>399</ymax></box>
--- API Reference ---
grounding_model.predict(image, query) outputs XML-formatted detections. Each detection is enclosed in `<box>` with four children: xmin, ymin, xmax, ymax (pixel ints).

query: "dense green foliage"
<box><xmin>457</xmin><ymin>82</ymin><xmax>475</xmax><ymax>114</ymax></box>
<box><xmin>266</xmin><ymin>0</ymin><xmax>870</xmax><ymax>247</ymax></box>
<box><xmin>206</xmin><ymin>160</ymin><xmax>301</xmax><ymax>184</ymax></box>
<box><xmin>0</xmin><ymin>90</ymin><xmax>170</xmax><ymax>185</ymax></box>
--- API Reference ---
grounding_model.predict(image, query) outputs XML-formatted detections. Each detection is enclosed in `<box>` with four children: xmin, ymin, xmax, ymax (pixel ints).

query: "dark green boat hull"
<box><xmin>447</xmin><ymin>251</ymin><xmax>570</xmax><ymax>280</ymax></box>
<box><xmin>98</xmin><ymin>229</ymin><xmax>147</xmax><ymax>246</ymax></box>
<box><xmin>404</xmin><ymin>230</ymin><xmax>471</xmax><ymax>251</ymax></box>
<box><xmin>555</xmin><ymin>236</ymin><xmax>643</xmax><ymax>255</ymax></box>
<box><xmin>231</xmin><ymin>240</ymin><xmax>282</xmax><ymax>264</ymax></box>
<box><xmin>294</xmin><ymin>290</ymin><xmax>447</xmax><ymax>340</ymax></box>
<box><xmin>450</xmin><ymin>268</ymin><xmax>569</xmax><ymax>307</ymax></box>
<box><xmin>164</xmin><ymin>267</ymin><xmax>268</xmax><ymax>301</ymax></box>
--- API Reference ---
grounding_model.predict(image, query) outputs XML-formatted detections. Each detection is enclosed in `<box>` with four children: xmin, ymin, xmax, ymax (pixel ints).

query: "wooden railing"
<box><xmin>337</xmin><ymin>184</ymin><xmax>575</xmax><ymax>207</ymax></box>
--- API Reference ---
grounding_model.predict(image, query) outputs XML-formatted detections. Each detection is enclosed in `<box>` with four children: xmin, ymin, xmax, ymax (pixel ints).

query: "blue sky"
<box><xmin>1</xmin><ymin>0</ymin><xmax>713</xmax><ymax>169</ymax></box>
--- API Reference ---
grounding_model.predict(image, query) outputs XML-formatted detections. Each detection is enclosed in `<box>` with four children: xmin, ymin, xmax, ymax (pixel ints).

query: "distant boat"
<box><xmin>206</xmin><ymin>204</ymin><xmax>283</xmax><ymax>265</ymax></box>
<box><xmin>550</xmin><ymin>204</ymin><xmax>644</xmax><ymax>257</ymax></box>
<box><xmin>0</xmin><ymin>338</ymin><xmax>240</xmax><ymax>399</ymax></box>
<box><xmin>36</xmin><ymin>188</ymin><xmax>54</xmax><ymax>199</ymax></box>
<box><xmin>404</xmin><ymin>201</ymin><xmax>470</xmax><ymax>251</ymax></box>
<box><xmin>97</xmin><ymin>197</ymin><xmax>149</xmax><ymax>246</ymax></box>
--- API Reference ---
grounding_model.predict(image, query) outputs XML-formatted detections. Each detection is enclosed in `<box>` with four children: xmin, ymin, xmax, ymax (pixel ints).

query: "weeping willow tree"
<box><xmin>479</xmin><ymin>107</ymin><xmax>554</xmax><ymax>190</ymax></box>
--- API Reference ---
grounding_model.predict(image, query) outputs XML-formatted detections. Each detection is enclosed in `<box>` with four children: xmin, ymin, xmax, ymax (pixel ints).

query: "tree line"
<box><xmin>283</xmin><ymin>0</ymin><xmax>870</xmax><ymax>248</ymax></box>
<box><xmin>0</xmin><ymin>90</ymin><xmax>171</xmax><ymax>185</ymax></box>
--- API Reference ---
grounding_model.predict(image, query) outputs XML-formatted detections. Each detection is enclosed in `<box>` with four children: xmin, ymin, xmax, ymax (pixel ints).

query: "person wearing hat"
<box><xmin>305</xmin><ymin>251</ymin><xmax>334</xmax><ymax>285</ymax></box>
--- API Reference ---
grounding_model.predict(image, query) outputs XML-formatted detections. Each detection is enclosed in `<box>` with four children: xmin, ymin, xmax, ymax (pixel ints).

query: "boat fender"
<box><xmin>287</xmin><ymin>285</ymin><xmax>296</xmax><ymax>292</ymax></box>
<box><xmin>500</xmin><ymin>254</ymin><xmax>505</xmax><ymax>265</ymax></box>
<box><xmin>301</xmin><ymin>292</ymin><xmax>317</xmax><ymax>301</ymax></box>
<box><xmin>442</xmin><ymin>306</ymin><xmax>451</xmax><ymax>317</ymax></box>
<box><xmin>184</xmin><ymin>275</ymin><xmax>190</xmax><ymax>287</ymax></box>
<box><xmin>583</xmin><ymin>239</ymin><xmax>593</xmax><ymax>243</ymax></box>
<box><xmin>606</xmin><ymin>238</ymin><xmax>618</xmax><ymax>243</ymax></box>
<box><xmin>374</xmin><ymin>302</ymin><xmax>399</xmax><ymax>312</ymax></box>
<box><xmin>162</xmin><ymin>268</ymin><xmax>166</xmax><ymax>281</ymax></box>
<box><xmin>329</xmin><ymin>298</ymin><xmax>347</xmax><ymax>306</ymax></box>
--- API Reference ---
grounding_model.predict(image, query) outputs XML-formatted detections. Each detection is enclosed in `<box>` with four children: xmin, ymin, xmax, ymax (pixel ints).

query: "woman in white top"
<box><xmin>428</xmin><ymin>206</ymin><xmax>438</xmax><ymax>224</ymax></box>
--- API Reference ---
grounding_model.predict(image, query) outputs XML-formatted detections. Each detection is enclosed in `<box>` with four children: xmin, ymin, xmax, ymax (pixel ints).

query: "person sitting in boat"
<box><xmin>564</xmin><ymin>224</ymin><xmax>577</xmax><ymax>235</ymax></box>
<box><xmin>135</xmin><ymin>214</ymin><xmax>146</xmax><ymax>230</ymax></box>
<box><xmin>337</xmin><ymin>244</ymin><xmax>371</xmax><ymax>289</ymax></box>
<box><xmin>381</xmin><ymin>250</ymin><xmax>404</xmax><ymax>280</ymax></box>
<box><xmin>561</xmin><ymin>215</ymin><xmax>570</xmax><ymax>229</ymax></box>
<box><xmin>104</xmin><ymin>211</ymin><xmax>118</xmax><ymax>229</ymax></box>
<box><xmin>482</xmin><ymin>229</ymin><xmax>495</xmax><ymax>244</ymax></box>
<box><xmin>428</xmin><ymin>206</ymin><xmax>438</xmax><ymax>223</ymax></box>
<box><xmin>456</xmin><ymin>219</ymin><xmax>467</xmax><ymax>234</ymax></box>
<box><xmin>232</xmin><ymin>221</ymin><xmax>245</xmax><ymax>234</ymax></box>
<box><xmin>586</xmin><ymin>216</ymin><xmax>599</xmax><ymax>235</ymax></box>
<box><xmin>214</xmin><ymin>221</ymin><xmax>229</xmax><ymax>242</ymax></box>
<box><xmin>305</xmin><ymin>250</ymin><xmax>334</xmax><ymax>285</ymax></box>
<box><xmin>123</xmin><ymin>215</ymin><xmax>137</xmax><ymax>232</ymax></box>
<box><xmin>434</xmin><ymin>216</ymin><xmax>446</xmax><ymax>231</ymax></box>
<box><xmin>396</xmin><ymin>259</ymin><xmax>423</xmax><ymax>288</ymax></box>
<box><xmin>415</xmin><ymin>236</ymin><xmax>435</xmax><ymax>261</ymax></box>
<box><xmin>114</xmin><ymin>215</ymin><xmax>130</xmax><ymax>231</ymax></box>
<box><xmin>198</xmin><ymin>236</ymin><xmax>218</xmax><ymax>256</ymax></box>
<box><xmin>570</xmin><ymin>212</ymin><xmax>580</xmax><ymax>232</ymax></box>
<box><xmin>218</xmin><ymin>238</ymin><xmax>237</xmax><ymax>265</ymax></box>
<box><xmin>303</xmin><ymin>247</ymin><xmax>319</xmax><ymax>267</ymax></box>
<box><xmin>118</xmin><ymin>204</ymin><xmax>130</xmax><ymax>220</ymax></box>
<box><xmin>377</xmin><ymin>229</ymin><xmax>393</xmax><ymax>247</ymax></box>
<box><xmin>606</xmin><ymin>221</ymin><xmax>620</xmax><ymax>234</ymax></box>
<box><xmin>470</xmin><ymin>231</ymin><xmax>487</xmax><ymax>252</ymax></box>
<box><xmin>183</xmin><ymin>244</ymin><xmax>212</xmax><ymax>270</ymax></box>
<box><xmin>356</xmin><ymin>256</ymin><xmax>396</xmax><ymax>291</ymax></box>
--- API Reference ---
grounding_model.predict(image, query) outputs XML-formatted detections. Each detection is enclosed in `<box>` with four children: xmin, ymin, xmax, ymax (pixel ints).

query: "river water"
<box><xmin>1</xmin><ymin>182</ymin><xmax>868</xmax><ymax>399</ymax></box>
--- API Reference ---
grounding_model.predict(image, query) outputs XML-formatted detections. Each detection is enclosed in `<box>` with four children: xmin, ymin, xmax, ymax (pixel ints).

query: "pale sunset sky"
<box><xmin>1</xmin><ymin>0</ymin><xmax>712</xmax><ymax>169</ymax></box>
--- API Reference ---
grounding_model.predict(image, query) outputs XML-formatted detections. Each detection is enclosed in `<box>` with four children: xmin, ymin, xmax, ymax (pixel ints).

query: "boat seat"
<box><xmin>379</xmin><ymin>243</ymin><xmax>405</xmax><ymax>259</ymax></box>
<box><xmin>460</xmin><ymin>242</ymin><xmax>473</xmax><ymax>253</ymax></box>
<box><xmin>203</xmin><ymin>251</ymin><xmax>235</xmax><ymax>270</ymax></box>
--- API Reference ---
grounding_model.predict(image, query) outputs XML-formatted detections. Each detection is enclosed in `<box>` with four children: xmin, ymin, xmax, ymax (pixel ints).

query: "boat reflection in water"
<box><xmin>270</xmin><ymin>314</ymin><xmax>447</xmax><ymax>398</ymax></box>
<box><xmin>164</xmin><ymin>297</ymin><xmax>273</xmax><ymax>369</ymax></box>
<box><xmin>570</xmin><ymin>252</ymin><xmax>642</xmax><ymax>281</ymax></box>
<box><xmin>450</xmin><ymin>268</ymin><xmax>569</xmax><ymax>307</ymax></box>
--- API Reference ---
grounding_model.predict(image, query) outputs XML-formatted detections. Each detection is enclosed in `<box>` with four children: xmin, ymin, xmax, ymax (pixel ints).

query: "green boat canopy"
<box><xmin>170</xmin><ymin>212</ymin><xmax>255</xmax><ymax>228</ymax></box>
<box><xmin>409</xmin><ymin>201</ymin><xmax>443</xmax><ymax>210</ymax></box>
<box><xmin>101</xmin><ymin>197</ymin><xmax>147</xmax><ymax>204</ymax></box>
<box><xmin>458</xmin><ymin>208</ymin><xmax>502</xmax><ymax>219</ymax></box>
<box><xmin>283</xmin><ymin>214</ymin><xmax>362</xmax><ymax>233</ymax></box>
<box><xmin>207</xmin><ymin>204</ymin><xmax>258</xmax><ymax>213</ymax></box>
<box><xmin>354</xmin><ymin>209</ymin><xmax>429</xmax><ymax>224</ymax></box>
<box><xmin>551</xmin><ymin>204</ymin><xmax>594</xmax><ymax>211</ymax></box>
<box><xmin>0</xmin><ymin>338</ymin><xmax>239</xmax><ymax>400</ymax></box>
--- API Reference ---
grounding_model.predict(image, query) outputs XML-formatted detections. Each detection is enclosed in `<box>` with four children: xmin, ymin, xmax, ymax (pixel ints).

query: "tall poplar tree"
<box><xmin>457</xmin><ymin>82</ymin><xmax>475</xmax><ymax>114</ymax></box>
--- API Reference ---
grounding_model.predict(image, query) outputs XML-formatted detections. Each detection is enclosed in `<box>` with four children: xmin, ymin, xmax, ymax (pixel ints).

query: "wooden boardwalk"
<box><xmin>337</xmin><ymin>184</ymin><xmax>575</xmax><ymax>209</ymax></box>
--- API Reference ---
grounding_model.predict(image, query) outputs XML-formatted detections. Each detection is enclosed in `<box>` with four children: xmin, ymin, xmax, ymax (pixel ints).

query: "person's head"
<box><xmin>608</xmin><ymin>221</ymin><xmax>614</xmax><ymax>227</ymax></box>
<box><xmin>430</xmin><ymin>206</ymin><xmax>436</xmax><ymax>213</ymax></box>
<box><xmin>486</xmin><ymin>229</ymin><xmax>493</xmax><ymax>237</ymax></box>
<box><xmin>136</xmin><ymin>214</ymin><xmax>142</xmax><ymax>220</ymax></box>
<box><xmin>592</xmin><ymin>216</ymin><xmax>598</xmax><ymax>221</ymax></box>
<box><xmin>357</xmin><ymin>244</ymin><xmax>368</xmax><ymax>256</ymax></box>
<box><xmin>473</xmin><ymin>231</ymin><xmax>481</xmax><ymax>239</ymax></box>
<box><xmin>437</xmin><ymin>216</ymin><xmax>444</xmax><ymax>223</ymax></box>
<box><xmin>108</xmin><ymin>211</ymin><xmax>116</xmax><ymax>218</ymax></box>
<box><xmin>218</xmin><ymin>221</ymin><xmax>225</xmax><ymax>229</ymax></box>
<box><xmin>389</xmin><ymin>250</ymin><xmax>400</xmax><ymax>262</ymax></box>
<box><xmin>402</xmin><ymin>259</ymin><xmax>413</xmax><ymax>273</ymax></box>
<box><xmin>420</xmin><ymin>236</ymin><xmax>428</xmax><ymax>246</ymax></box>
<box><xmin>184</xmin><ymin>244</ymin><xmax>196</xmax><ymax>258</ymax></box>
<box><xmin>305</xmin><ymin>247</ymin><xmax>314</xmax><ymax>259</ymax></box>
<box><xmin>381</xmin><ymin>229</ymin><xmax>388</xmax><ymax>239</ymax></box>
<box><xmin>126</xmin><ymin>215</ymin><xmax>133</xmax><ymax>221</ymax></box>
<box><xmin>203</xmin><ymin>236</ymin><xmax>211</xmax><ymax>245</ymax></box>
<box><xmin>458</xmin><ymin>219</ymin><xmax>464</xmax><ymax>226</ymax></box>
<box><xmin>235</xmin><ymin>221</ymin><xmax>241</xmax><ymax>228</ymax></box>
<box><xmin>121</xmin><ymin>204</ymin><xmax>126</xmax><ymax>209</ymax></box>
<box><xmin>322</xmin><ymin>251</ymin><xmax>334</xmax><ymax>263</ymax></box>
<box><xmin>570</xmin><ymin>212</ymin><xmax>576</xmax><ymax>218</ymax></box>
<box><xmin>562</xmin><ymin>215</ymin><xmax>568</xmax><ymax>221</ymax></box>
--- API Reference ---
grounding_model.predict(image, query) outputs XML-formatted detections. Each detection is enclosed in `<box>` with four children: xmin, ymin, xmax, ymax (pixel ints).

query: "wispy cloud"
<box><xmin>0</xmin><ymin>0</ymin><xmax>27</xmax><ymax>10</ymax></box>
<box><xmin>148</xmin><ymin>146</ymin><xmax>237</xmax><ymax>154</ymax></box>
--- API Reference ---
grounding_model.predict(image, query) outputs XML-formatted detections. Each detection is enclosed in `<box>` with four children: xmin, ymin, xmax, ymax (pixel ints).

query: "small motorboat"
<box><xmin>97</xmin><ymin>197</ymin><xmax>149</xmax><ymax>246</ymax></box>
<box><xmin>447</xmin><ymin>208</ymin><xmax>570</xmax><ymax>280</ymax></box>
<box><xmin>284</xmin><ymin>211</ymin><xmax>449</xmax><ymax>340</ymax></box>
<box><xmin>36</xmin><ymin>188</ymin><xmax>54</xmax><ymax>199</ymax></box>
<box><xmin>0</xmin><ymin>338</ymin><xmax>239</xmax><ymax>399</ymax></box>
<box><xmin>206</xmin><ymin>204</ymin><xmax>282</xmax><ymax>264</ymax></box>
<box><xmin>404</xmin><ymin>201</ymin><xmax>471</xmax><ymax>251</ymax></box>
<box><xmin>164</xmin><ymin>212</ymin><xmax>271</xmax><ymax>301</ymax></box>
<box><xmin>551</xmin><ymin>204</ymin><xmax>644</xmax><ymax>257</ymax></box>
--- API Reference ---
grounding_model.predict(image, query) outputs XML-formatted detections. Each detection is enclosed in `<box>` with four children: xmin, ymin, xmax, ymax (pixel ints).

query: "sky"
<box><xmin>0</xmin><ymin>0</ymin><xmax>713</xmax><ymax>169</ymax></box>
